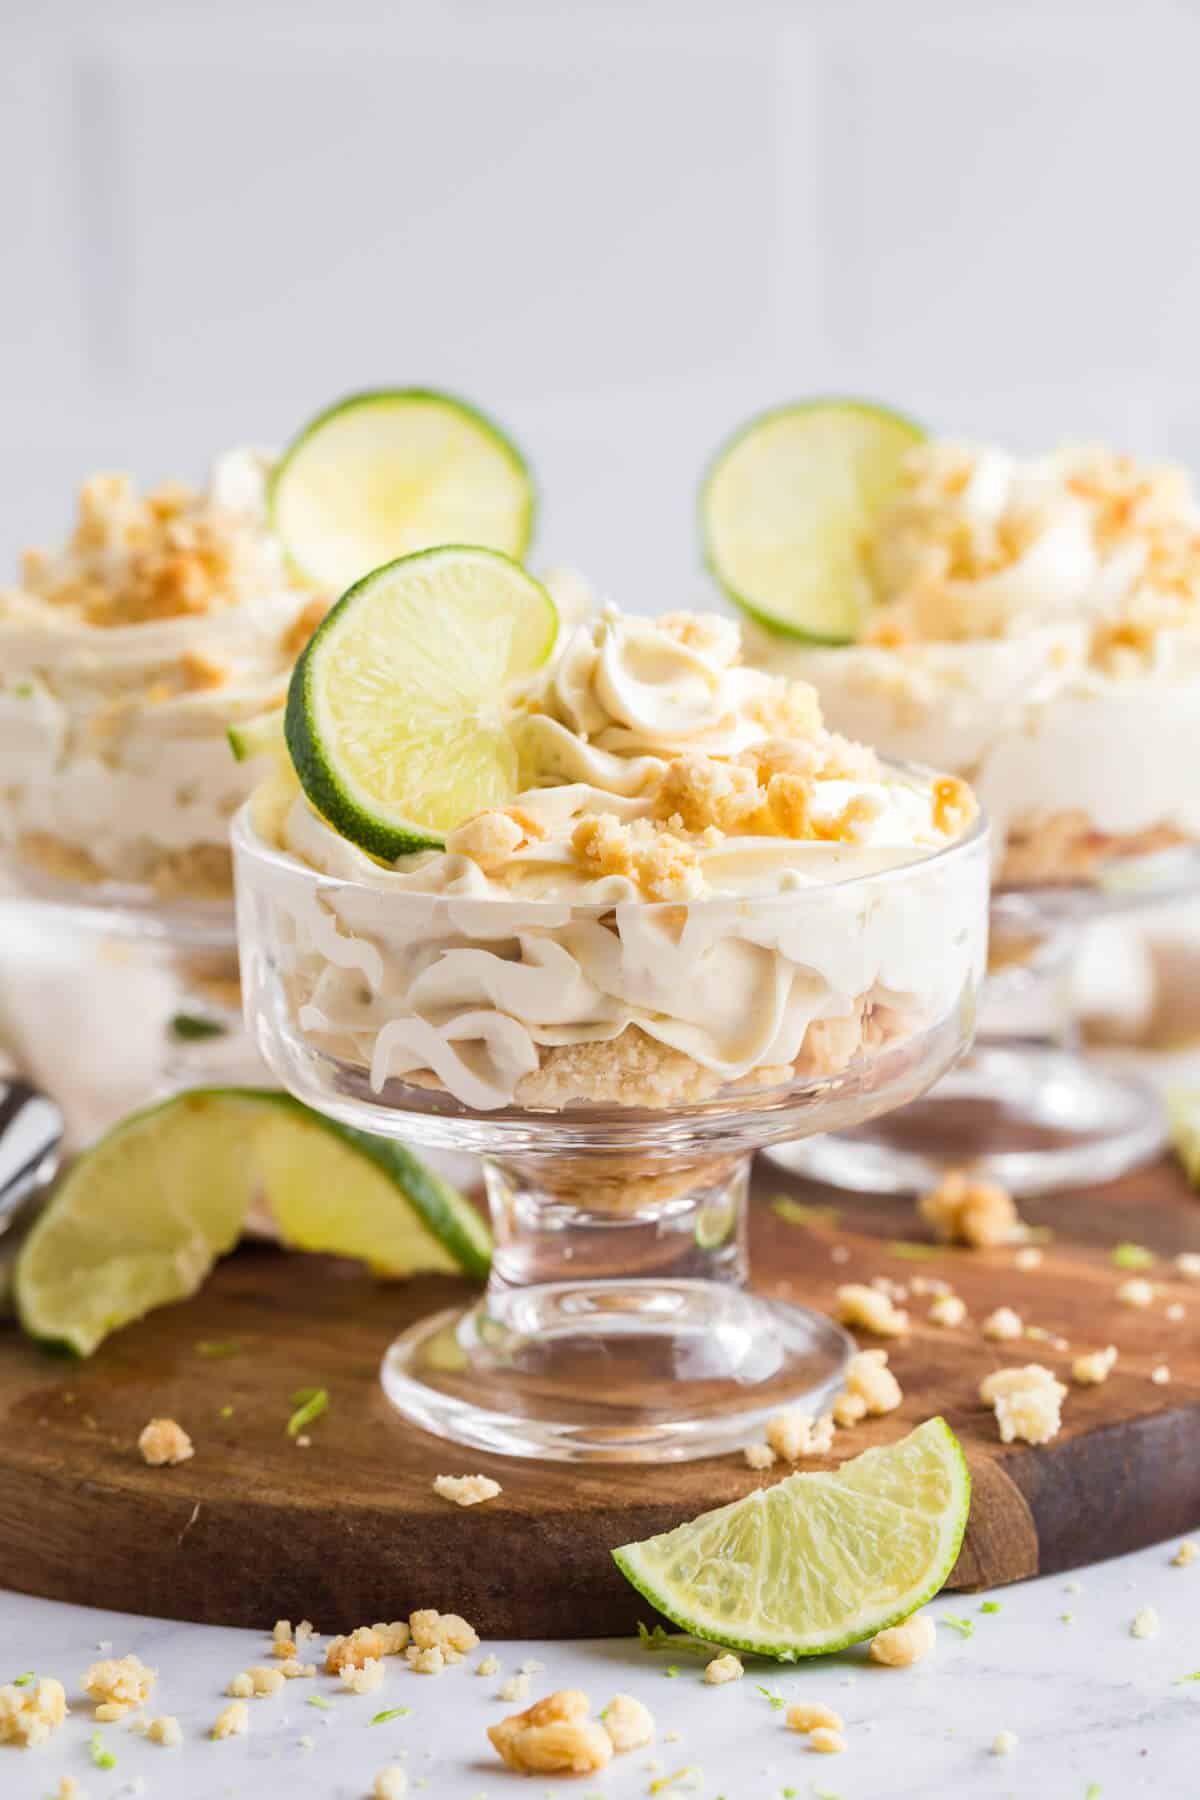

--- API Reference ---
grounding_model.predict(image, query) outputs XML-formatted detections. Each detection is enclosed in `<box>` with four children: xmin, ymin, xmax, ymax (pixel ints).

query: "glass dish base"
<box><xmin>769</xmin><ymin>1042</ymin><xmax>1167</xmax><ymax>1198</ymax></box>
<box><xmin>381</xmin><ymin>1282</ymin><xmax>853</xmax><ymax>1464</ymax></box>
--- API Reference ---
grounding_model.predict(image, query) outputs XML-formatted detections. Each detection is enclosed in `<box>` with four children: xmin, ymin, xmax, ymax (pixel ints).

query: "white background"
<box><xmin>4</xmin><ymin>0</ymin><xmax>1200</xmax><ymax>606</ymax></box>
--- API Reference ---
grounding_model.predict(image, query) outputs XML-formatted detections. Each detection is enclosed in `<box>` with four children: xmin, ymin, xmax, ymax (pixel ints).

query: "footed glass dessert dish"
<box><xmin>772</xmin><ymin>846</ymin><xmax>1200</xmax><ymax>1197</ymax></box>
<box><xmin>711</xmin><ymin>413</ymin><xmax>1200</xmax><ymax>1195</ymax></box>
<box><xmin>234</xmin><ymin>799</ymin><xmax>988</xmax><ymax>1461</ymax></box>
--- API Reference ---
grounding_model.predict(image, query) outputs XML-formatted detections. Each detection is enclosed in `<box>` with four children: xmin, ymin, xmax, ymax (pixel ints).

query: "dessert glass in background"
<box><xmin>705</xmin><ymin>404</ymin><xmax>1200</xmax><ymax>1192</ymax></box>
<box><xmin>236</xmin><ymin>574</ymin><xmax>990</xmax><ymax>1459</ymax></box>
<box><xmin>0</xmin><ymin>390</ymin><xmax>536</xmax><ymax>1143</ymax></box>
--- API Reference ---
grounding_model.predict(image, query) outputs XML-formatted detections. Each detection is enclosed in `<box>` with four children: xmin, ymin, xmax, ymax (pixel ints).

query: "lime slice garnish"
<box><xmin>285</xmin><ymin>545</ymin><xmax>558</xmax><ymax>860</ymax></box>
<box><xmin>613</xmin><ymin>1417</ymin><xmax>970</xmax><ymax>1660</ymax></box>
<box><xmin>700</xmin><ymin>398</ymin><xmax>925</xmax><ymax>643</ymax></box>
<box><xmin>14</xmin><ymin>1089</ymin><xmax>490</xmax><ymax>1356</ymax></box>
<box><xmin>270</xmin><ymin>389</ymin><xmax>535</xmax><ymax>592</ymax></box>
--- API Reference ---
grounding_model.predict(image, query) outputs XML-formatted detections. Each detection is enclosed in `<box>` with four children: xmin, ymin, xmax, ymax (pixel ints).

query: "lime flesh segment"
<box><xmin>613</xmin><ymin>1418</ymin><xmax>970</xmax><ymax>1660</ymax></box>
<box><xmin>701</xmin><ymin>398</ymin><xmax>925</xmax><ymax>644</ymax></box>
<box><xmin>285</xmin><ymin>545</ymin><xmax>558</xmax><ymax>860</ymax></box>
<box><xmin>14</xmin><ymin>1089</ymin><xmax>489</xmax><ymax>1356</ymax></box>
<box><xmin>270</xmin><ymin>389</ymin><xmax>535</xmax><ymax>593</ymax></box>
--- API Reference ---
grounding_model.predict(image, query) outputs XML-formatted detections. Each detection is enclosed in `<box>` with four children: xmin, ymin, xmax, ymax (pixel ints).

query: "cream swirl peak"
<box><xmin>282</xmin><ymin>601</ymin><xmax>977</xmax><ymax>907</ymax></box>
<box><xmin>863</xmin><ymin>441</ymin><xmax>1200</xmax><ymax>670</ymax></box>
<box><xmin>746</xmin><ymin>439</ymin><xmax>1200</xmax><ymax>882</ymax></box>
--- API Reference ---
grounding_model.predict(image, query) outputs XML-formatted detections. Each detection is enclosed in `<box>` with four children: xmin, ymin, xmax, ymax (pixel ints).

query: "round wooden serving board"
<box><xmin>1</xmin><ymin>1157</ymin><xmax>1198</xmax><ymax>1638</ymax></box>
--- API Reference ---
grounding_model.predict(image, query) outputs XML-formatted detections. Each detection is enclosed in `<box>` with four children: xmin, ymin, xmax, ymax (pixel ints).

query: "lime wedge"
<box><xmin>15</xmin><ymin>1089</ymin><xmax>489</xmax><ymax>1356</ymax></box>
<box><xmin>701</xmin><ymin>398</ymin><xmax>925</xmax><ymax>643</ymax></box>
<box><xmin>270</xmin><ymin>389</ymin><xmax>535</xmax><ymax>592</ymax></box>
<box><xmin>1168</xmin><ymin>1090</ymin><xmax>1200</xmax><ymax>1185</ymax></box>
<box><xmin>285</xmin><ymin>545</ymin><xmax>558</xmax><ymax>860</ymax></box>
<box><xmin>613</xmin><ymin>1417</ymin><xmax>969</xmax><ymax>1660</ymax></box>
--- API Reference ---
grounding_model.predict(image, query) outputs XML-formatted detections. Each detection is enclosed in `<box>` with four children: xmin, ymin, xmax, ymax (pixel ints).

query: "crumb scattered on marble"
<box><xmin>211</xmin><ymin>1699</ymin><xmax>249</xmax><ymax>1739</ymax></box>
<box><xmin>1131</xmin><ymin>1606</ymin><xmax>1159</xmax><ymax>1639</ymax></box>
<box><xmin>992</xmin><ymin>1729</ymin><xmax>1019</xmax><ymax>1756</ymax></box>
<box><xmin>869</xmin><ymin>1614</ymin><xmax>936</xmax><ymax>1667</ymax></box>
<box><xmin>600</xmin><ymin>1692</ymin><xmax>655</xmax><ymax>1751</ymax></box>
<box><xmin>808</xmin><ymin>1726</ymin><xmax>846</xmax><ymax>1754</ymax></box>
<box><xmin>488</xmin><ymin>1689</ymin><xmax>613</xmax><ymax>1775</ymax></box>
<box><xmin>787</xmin><ymin>1701</ymin><xmax>844</xmax><ymax>1733</ymax></box>
<box><xmin>704</xmin><ymin>1655</ymin><xmax>743</xmax><ymax>1685</ymax></box>
<box><xmin>83</xmin><ymin>1654</ymin><xmax>157</xmax><ymax>1719</ymax></box>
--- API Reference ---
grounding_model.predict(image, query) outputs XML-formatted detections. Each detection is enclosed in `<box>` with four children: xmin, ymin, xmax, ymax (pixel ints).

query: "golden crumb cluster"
<box><xmin>83</xmin><ymin>1653</ymin><xmax>156</xmax><ymax>1719</ymax></box>
<box><xmin>0</xmin><ymin>1677</ymin><xmax>68</xmax><ymax>1746</ymax></box>
<box><xmin>919</xmin><ymin>1169</ymin><xmax>1023</xmax><ymax>1249</ymax></box>
<box><xmin>138</xmin><ymin>1417</ymin><xmax>194</xmax><ymax>1466</ymax></box>
<box><xmin>15</xmin><ymin>471</ymin><xmax>286</xmax><ymax>627</ymax></box>
<box><xmin>863</xmin><ymin>441</ymin><xmax>1200</xmax><ymax>662</ymax></box>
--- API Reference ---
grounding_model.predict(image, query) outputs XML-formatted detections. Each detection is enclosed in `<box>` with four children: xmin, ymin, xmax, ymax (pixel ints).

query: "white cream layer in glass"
<box><xmin>0</xmin><ymin>450</ymin><xmax>323</xmax><ymax>896</ymax></box>
<box><xmin>241</xmin><ymin>601</ymin><xmax>986</xmax><ymax>1111</ymax></box>
<box><xmin>744</xmin><ymin>443</ymin><xmax>1200</xmax><ymax>874</ymax></box>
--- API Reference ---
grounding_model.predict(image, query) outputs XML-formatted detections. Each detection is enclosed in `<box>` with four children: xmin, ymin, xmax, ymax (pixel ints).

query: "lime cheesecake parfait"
<box><xmin>701</xmin><ymin>398</ymin><xmax>1200</xmax><ymax>1191</ymax></box>
<box><xmin>0</xmin><ymin>391</ymin><xmax>537</xmax><ymax>1139</ymax></box>
<box><xmin>234</xmin><ymin>546</ymin><xmax>989</xmax><ymax>1459</ymax></box>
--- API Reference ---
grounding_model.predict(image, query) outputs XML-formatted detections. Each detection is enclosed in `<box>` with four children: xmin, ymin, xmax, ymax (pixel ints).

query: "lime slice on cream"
<box><xmin>701</xmin><ymin>398</ymin><xmax>924</xmax><ymax>643</ymax></box>
<box><xmin>270</xmin><ymin>389</ymin><xmax>535</xmax><ymax>592</ymax></box>
<box><xmin>284</xmin><ymin>546</ymin><xmax>557</xmax><ymax>860</ymax></box>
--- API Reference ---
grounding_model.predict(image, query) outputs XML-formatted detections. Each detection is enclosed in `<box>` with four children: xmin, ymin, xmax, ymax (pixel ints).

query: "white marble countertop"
<box><xmin>3</xmin><ymin>1537</ymin><xmax>1196</xmax><ymax>1799</ymax></box>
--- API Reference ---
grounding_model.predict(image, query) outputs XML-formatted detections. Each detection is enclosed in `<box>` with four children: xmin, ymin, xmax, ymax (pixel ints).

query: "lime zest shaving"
<box><xmin>771</xmin><ymin>1197</ymin><xmax>840</xmax><ymax>1228</ymax></box>
<box><xmin>940</xmin><ymin>1614</ymin><xmax>974</xmax><ymax>1639</ymax></box>
<box><xmin>636</xmin><ymin>1621</ymin><xmax>715</xmax><ymax>1658</ymax></box>
<box><xmin>665</xmin><ymin>1665</ymin><xmax>680</xmax><ymax>1678</ymax></box>
<box><xmin>195</xmin><ymin>1338</ymin><xmax>243</xmax><ymax>1357</ymax></box>
<box><xmin>307</xmin><ymin>1694</ymin><xmax>335</xmax><ymax>1710</ymax></box>
<box><xmin>886</xmin><ymin>1240</ymin><xmax>948</xmax><ymax>1262</ymax></box>
<box><xmin>1112</xmin><ymin>1242</ymin><xmax>1155</xmax><ymax>1270</ymax></box>
<box><xmin>755</xmin><ymin>1683</ymin><xmax>786</xmax><ymax>1710</ymax></box>
<box><xmin>649</xmin><ymin>1770</ymin><xmax>697</xmax><ymax>1796</ymax></box>
<box><xmin>1174</xmin><ymin>1671</ymin><xmax>1200</xmax><ymax>1683</ymax></box>
<box><xmin>171</xmin><ymin>1013</ymin><xmax>227</xmax><ymax>1042</ymax></box>
<box><xmin>219</xmin><ymin>1404</ymin><xmax>234</xmax><ymax>1419</ymax></box>
<box><xmin>90</xmin><ymin>1728</ymin><xmax>116</xmax><ymax>1769</ymax></box>
<box><xmin>979</xmin><ymin>1601</ymin><xmax>1001</xmax><ymax>1614</ymax></box>
<box><xmin>287</xmin><ymin>1388</ymin><xmax>330</xmax><ymax>1436</ymax></box>
<box><xmin>369</xmin><ymin>1706</ymin><xmax>412</xmax><ymax>1724</ymax></box>
<box><xmin>12</xmin><ymin>1671</ymin><xmax>33</xmax><ymax>1686</ymax></box>
<box><xmin>1085</xmin><ymin>1787</ymin><xmax>1102</xmax><ymax>1800</ymax></box>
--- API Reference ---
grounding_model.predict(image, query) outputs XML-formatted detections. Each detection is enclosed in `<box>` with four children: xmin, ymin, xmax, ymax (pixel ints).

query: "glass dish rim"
<box><xmin>231</xmin><ymin>757</ymin><xmax>991</xmax><ymax>918</ymax></box>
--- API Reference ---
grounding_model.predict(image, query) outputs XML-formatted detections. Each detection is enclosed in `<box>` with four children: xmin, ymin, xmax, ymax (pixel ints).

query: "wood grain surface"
<box><xmin>1</xmin><ymin>1155</ymin><xmax>1197</xmax><ymax>1638</ymax></box>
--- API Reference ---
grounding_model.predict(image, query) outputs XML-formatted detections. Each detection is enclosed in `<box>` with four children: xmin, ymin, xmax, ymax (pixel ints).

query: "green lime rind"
<box><xmin>284</xmin><ymin>545</ymin><xmax>558</xmax><ymax>862</ymax></box>
<box><xmin>227</xmin><ymin>707</ymin><xmax>285</xmax><ymax>764</ymax></box>
<box><xmin>612</xmin><ymin>1417</ymin><xmax>970</xmax><ymax>1661</ymax></box>
<box><xmin>268</xmin><ymin>388</ymin><xmax>536</xmax><ymax>592</ymax></box>
<box><xmin>15</xmin><ymin>1088</ymin><xmax>490</xmax><ymax>1357</ymax></box>
<box><xmin>700</xmin><ymin>397</ymin><xmax>926</xmax><ymax>646</ymax></box>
